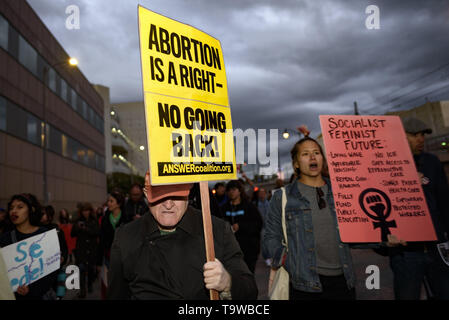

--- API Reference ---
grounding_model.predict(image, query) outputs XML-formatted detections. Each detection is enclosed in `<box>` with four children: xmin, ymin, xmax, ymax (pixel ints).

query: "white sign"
<box><xmin>0</xmin><ymin>229</ymin><xmax>60</xmax><ymax>292</ymax></box>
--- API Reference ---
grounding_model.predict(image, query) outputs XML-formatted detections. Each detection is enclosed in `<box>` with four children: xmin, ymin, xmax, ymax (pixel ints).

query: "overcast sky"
<box><xmin>27</xmin><ymin>0</ymin><xmax>449</xmax><ymax>175</ymax></box>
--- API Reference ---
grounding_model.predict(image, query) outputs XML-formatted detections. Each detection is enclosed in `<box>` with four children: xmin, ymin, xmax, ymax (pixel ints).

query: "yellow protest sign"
<box><xmin>138</xmin><ymin>6</ymin><xmax>236</xmax><ymax>184</ymax></box>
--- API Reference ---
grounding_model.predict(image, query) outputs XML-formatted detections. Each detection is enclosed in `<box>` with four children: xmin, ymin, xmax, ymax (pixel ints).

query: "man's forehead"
<box><xmin>407</xmin><ymin>131</ymin><xmax>426</xmax><ymax>137</ymax></box>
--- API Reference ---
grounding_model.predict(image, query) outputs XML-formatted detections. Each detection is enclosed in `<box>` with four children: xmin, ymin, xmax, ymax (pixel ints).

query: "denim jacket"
<box><xmin>263</xmin><ymin>178</ymin><xmax>356</xmax><ymax>293</ymax></box>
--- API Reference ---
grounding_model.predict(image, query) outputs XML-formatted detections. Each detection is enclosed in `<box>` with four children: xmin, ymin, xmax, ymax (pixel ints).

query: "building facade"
<box><xmin>0</xmin><ymin>1</ymin><xmax>106</xmax><ymax>212</ymax></box>
<box><xmin>111</xmin><ymin>101</ymin><xmax>148</xmax><ymax>176</ymax></box>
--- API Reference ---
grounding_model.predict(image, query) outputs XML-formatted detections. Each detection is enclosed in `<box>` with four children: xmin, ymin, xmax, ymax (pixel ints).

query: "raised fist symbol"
<box><xmin>366</xmin><ymin>195</ymin><xmax>386</xmax><ymax>218</ymax></box>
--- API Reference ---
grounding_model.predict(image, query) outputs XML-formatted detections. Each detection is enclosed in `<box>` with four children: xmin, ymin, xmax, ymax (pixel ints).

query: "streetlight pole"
<box><xmin>42</xmin><ymin>65</ymin><xmax>48</xmax><ymax>206</ymax></box>
<box><xmin>42</xmin><ymin>58</ymin><xmax>78</xmax><ymax>205</ymax></box>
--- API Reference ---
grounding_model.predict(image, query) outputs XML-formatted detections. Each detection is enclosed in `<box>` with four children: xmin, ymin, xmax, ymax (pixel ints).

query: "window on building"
<box><xmin>67</xmin><ymin>137</ymin><xmax>76</xmax><ymax>161</ymax></box>
<box><xmin>7</xmin><ymin>25</ymin><xmax>19</xmax><ymax>59</ymax></box>
<box><xmin>48</xmin><ymin>125</ymin><xmax>62</xmax><ymax>155</ymax></box>
<box><xmin>82</xmin><ymin>100</ymin><xmax>88</xmax><ymax>120</ymax></box>
<box><xmin>94</xmin><ymin>114</ymin><xmax>101</xmax><ymax>133</ymax></box>
<box><xmin>48</xmin><ymin>67</ymin><xmax>56</xmax><ymax>92</ymax></box>
<box><xmin>61</xmin><ymin>134</ymin><xmax>68</xmax><ymax>157</ymax></box>
<box><xmin>6</xmin><ymin>101</ymin><xmax>27</xmax><ymax>140</ymax></box>
<box><xmin>97</xmin><ymin>155</ymin><xmax>105</xmax><ymax>172</ymax></box>
<box><xmin>77</xmin><ymin>145</ymin><xmax>88</xmax><ymax>165</ymax></box>
<box><xmin>18</xmin><ymin>35</ymin><xmax>37</xmax><ymax>76</ymax></box>
<box><xmin>87</xmin><ymin>149</ymin><xmax>95</xmax><ymax>168</ymax></box>
<box><xmin>70</xmin><ymin>88</ymin><xmax>77</xmax><ymax>111</ymax></box>
<box><xmin>26</xmin><ymin>113</ymin><xmax>40</xmax><ymax>145</ymax></box>
<box><xmin>0</xmin><ymin>14</ymin><xmax>8</xmax><ymax>50</ymax></box>
<box><xmin>88</xmin><ymin>107</ymin><xmax>94</xmax><ymax>125</ymax></box>
<box><xmin>0</xmin><ymin>96</ymin><xmax>6</xmax><ymax>131</ymax></box>
<box><xmin>60</xmin><ymin>78</ymin><xmax>68</xmax><ymax>103</ymax></box>
<box><xmin>54</xmin><ymin>72</ymin><xmax>61</xmax><ymax>97</ymax></box>
<box><xmin>36</xmin><ymin>56</ymin><xmax>47</xmax><ymax>82</ymax></box>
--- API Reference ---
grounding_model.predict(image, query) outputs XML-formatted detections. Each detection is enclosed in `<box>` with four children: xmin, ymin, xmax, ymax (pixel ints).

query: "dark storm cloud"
<box><xmin>27</xmin><ymin>0</ymin><xmax>449</xmax><ymax>168</ymax></box>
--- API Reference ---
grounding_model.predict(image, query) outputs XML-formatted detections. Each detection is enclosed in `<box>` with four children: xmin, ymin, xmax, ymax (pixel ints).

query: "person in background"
<box><xmin>385</xmin><ymin>117</ymin><xmax>449</xmax><ymax>300</ymax></box>
<box><xmin>97</xmin><ymin>190</ymin><xmax>127</xmax><ymax>299</ymax></box>
<box><xmin>58</xmin><ymin>208</ymin><xmax>76</xmax><ymax>265</ymax></box>
<box><xmin>188</xmin><ymin>183</ymin><xmax>221</xmax><ymax>218</ymax></box>
<box><xmin>96</xmin><ymin>206</ymin><xmax>105</xmax><ymax>223</ymax></box>
<box><xmin>0</xmin><ymin>207</ymin><xmax>13</xmax><ymax>236</ymax></box>
<box><xmin>123</xmin><ymin>183</ymin><xmax>149</xmax><ymax>221</ymax></box>
<box><xmin>252</xmin><ymin>188</ymin><xmax>272</xmax><ymax>267</ymax></box>
<box><xmin>213</xmin><ymin>182</ymin><xmax>228</xmax><ymax>207</ymax></box>
<box><xmin>72</xmin><ymin>202</ymin><xmax>100</xmax><ymax>299</ymax></box>
<box><xmin>220</xmin><ymin>180</ymin><xmax>263</xmax><ymax>273</ymax></box>
<box><xmin>41</xmin><ymin>206</ymin><xmax>68</xmax><ymax>265</ymax></box>
<box><xmin>240</xmin><ymin>172</ymin><xmax>255</xmax><ymax>197</ymax></box>
<box><xmin>41</xmin><ymin>205</ymin><xmax>68</xmax><ymax>300</ymax></box>
<box><xmin>0</xmin><ymin>194</ymin><xmax>57</xmax><ymax>299</ymax></box>
<box><xmin>274</xmin><ymin>178</ymin><xmax>284</xmax><ymax>190</ymax></box>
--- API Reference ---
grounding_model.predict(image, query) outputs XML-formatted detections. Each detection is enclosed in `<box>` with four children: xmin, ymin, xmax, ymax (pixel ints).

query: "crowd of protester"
<box><xmin>0</xmin><ymin>183</ymin><xmax>151</xmax><ymax>300</ymax></box>
<box><xmin>0</xmin><ymin>117</ymin><xmax>448</xmax><ymax>300</ymax></box>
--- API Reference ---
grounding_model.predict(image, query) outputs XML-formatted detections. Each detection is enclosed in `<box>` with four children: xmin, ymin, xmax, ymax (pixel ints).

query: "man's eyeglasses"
<box><xmin>316</xmin><ymin>187</ymin><xmax>326</xmax><ymax>210</ymax></box>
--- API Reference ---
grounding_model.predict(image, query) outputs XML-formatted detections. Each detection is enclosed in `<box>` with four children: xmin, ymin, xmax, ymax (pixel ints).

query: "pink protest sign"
<box><xmin>319</xmin><ymin>115</ymin><xmax>437</xmax><ymax>243</ymax></box>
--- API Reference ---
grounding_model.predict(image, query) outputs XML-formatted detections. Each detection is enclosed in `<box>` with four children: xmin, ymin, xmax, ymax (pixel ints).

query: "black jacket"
<box><xmin>46</xmin><ymin>223</ymin><xmax>68</xmax><ymax>265</ymax></box>
<box><xmin>123</xmin><ymin>198</ymin><xmax>149</xmax><ymax>221</ymax></box>
<box><xmin>219</xmin><ymin>200</ymin><xmax>263</xmax><ymax>260</ymax></box>
<box><xmin>97</xmin><ymin>211</ymin><xmax>128</xmax><ymax>266</ymax></box>
<box><xmin>414</xmin><ymin>152</ymin><xmax>449</xmax><ymax>241</ymax></box>
<box><xmin>107</xmin><ymin>207</ymin><xmax>258</xmax><ymax>300</ymax></box>
<box><xmin>71</xmin><ymin>218</ymin><xmax>100</xmax><ymax>265</ymax></box>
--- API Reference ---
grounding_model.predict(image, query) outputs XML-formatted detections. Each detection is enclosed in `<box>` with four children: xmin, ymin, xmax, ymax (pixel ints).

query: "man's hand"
<box><xmin>203</xmin><ymin>258</ymin><xmax>231</xmax><ymax>292</ymax></box>
<box><xmin>386</xmin><ymin>234</ymin><xmax>407</xmax><ymax>247</ymax></box>
<box><xmin>16</xmin><ymin>285</ymin><xmax>29</xmax><ymax>296</ymax></box>
<box><xmin>231</xmin><ymin>223</ymin><xmax>239</xmax><ymax>233</ymax></box>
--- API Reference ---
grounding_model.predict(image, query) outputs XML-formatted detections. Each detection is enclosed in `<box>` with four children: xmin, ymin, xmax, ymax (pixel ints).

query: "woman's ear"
<box><xmin>292</xmin><ymin>160</ymin><xmax>299</xmax><ymax>170</ymax></box>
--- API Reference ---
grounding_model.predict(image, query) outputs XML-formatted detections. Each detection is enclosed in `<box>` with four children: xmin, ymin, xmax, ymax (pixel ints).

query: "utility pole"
<box><xmin>354</xmin><ymin>101</ymin><xmax>360</xmax><ymax>115</ymax></box>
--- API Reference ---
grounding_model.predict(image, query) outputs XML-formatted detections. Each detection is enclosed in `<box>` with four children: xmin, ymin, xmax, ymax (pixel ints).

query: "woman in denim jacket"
<box><xmin>264</xmin><ymin>136</ymin><xmax>356</xmax><ymax>300</ymax></box>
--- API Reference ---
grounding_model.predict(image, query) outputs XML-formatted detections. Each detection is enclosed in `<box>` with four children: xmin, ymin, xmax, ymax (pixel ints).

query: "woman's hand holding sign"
<box><xmin>16</xmin><ymin>284</ymin><xmax>29</xmax><ymax>296</ymax></box>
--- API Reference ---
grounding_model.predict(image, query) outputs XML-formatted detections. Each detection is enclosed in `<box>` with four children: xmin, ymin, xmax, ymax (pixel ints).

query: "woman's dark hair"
<box><xmin>214</xmin><ymin>182</ymin><xmax>225</xmax><ymax>190</ymax></box>
<box><xmin>109</xmin><ymin>189</ymin><xmax>125</xmax><ymax>207</ymax></box>
<box><xmin>78</xmin><ymin>202</ymin><xmax>95</xmax><ymax>221</ymax></box>
<box><xmin>44</xmin><ymin>205</ymin><xmax>56</xmax><ymax>223</ymax></box>
<box><xmin>225</xmin><ymin>180</ymin><xmax>248</xmax><ymax>201</ymax></box>
<box><xmin>7</xmin><ymin>193</ymin><xmax>43</xmax><ymax>226</ymax></box>
<box><xmin>59</xmin><ymin>208</ymin><xmax>69</xmax><ymax>224</ymax></box>
<box><xmin>290</xmin><ymin>137</ymin><xmax>329</xmax><ymax>178</ymax></box>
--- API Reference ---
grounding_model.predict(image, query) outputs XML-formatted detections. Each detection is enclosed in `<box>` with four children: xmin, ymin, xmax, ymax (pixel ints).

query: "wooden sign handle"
<box><xmin>199</xmin><ymin>181</ymin><xmax>220</xmax><ymax>300</ymax></box>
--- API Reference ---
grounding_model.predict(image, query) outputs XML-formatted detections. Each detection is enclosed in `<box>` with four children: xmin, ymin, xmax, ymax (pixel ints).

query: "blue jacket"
<box><xmin>263</xmin><ymin>178</ymin><xmax>356</xmax><ymax>293</ymax></box>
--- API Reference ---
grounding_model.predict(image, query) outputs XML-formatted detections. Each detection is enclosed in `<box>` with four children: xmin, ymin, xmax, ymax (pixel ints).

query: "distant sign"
<box><xmin>138</xmin><ymin>6</ymin><xmax>236</xmax><ymax>185</ymax></box>
<box><xmin>1</xmin><ymin>229</ymin><xmax>60</xmax><ymax>292</ymax></box>
<box><xmin>319</xmin><ymin>115</ymin><xmax>437</xmax><ymax>243</ymax></box>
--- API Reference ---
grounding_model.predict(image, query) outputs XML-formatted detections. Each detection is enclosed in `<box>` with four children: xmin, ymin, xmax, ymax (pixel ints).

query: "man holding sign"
<box><xmin>107</xmin><ymin>172</ymin><xmax>257</xmax><ymax>300</ymax></box>
<box><xmin>387</xmin><ymin>117</ymin><xmax>449</xmax><ymax>300</ymax></box>
<box><xmin>123</xmin><ymin>6</ymin><xmax>247</xmax><ymax>300</ymax></box>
